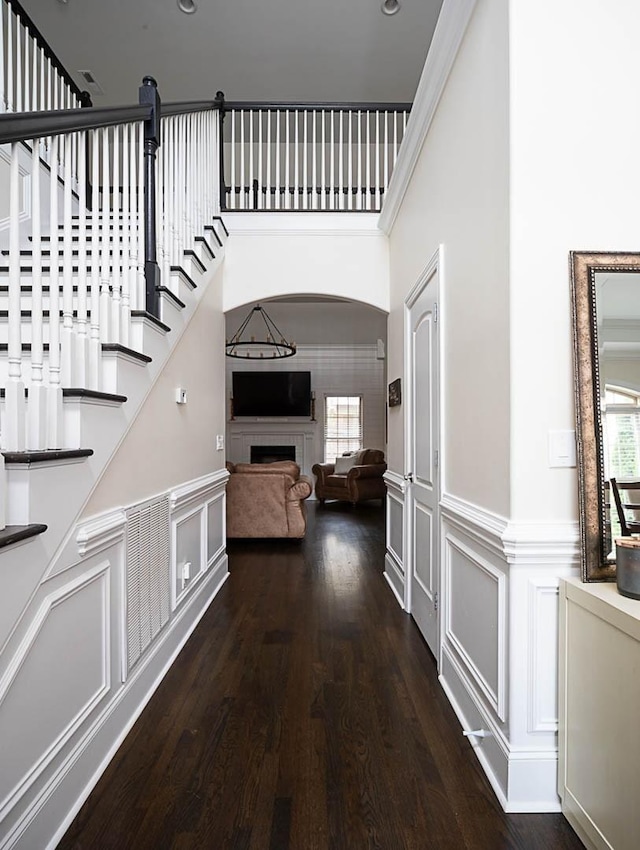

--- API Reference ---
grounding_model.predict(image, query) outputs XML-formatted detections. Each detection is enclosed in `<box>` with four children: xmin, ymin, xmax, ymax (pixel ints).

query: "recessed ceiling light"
<box><xmin>381</xmin><ymin>0</ymin><xmax>401</xmax><ymax>15</ymax></box>
<box><xmin>177</xmin><ymin>0</ymin><xmax>197</xmax><ymax>13</ymax></box>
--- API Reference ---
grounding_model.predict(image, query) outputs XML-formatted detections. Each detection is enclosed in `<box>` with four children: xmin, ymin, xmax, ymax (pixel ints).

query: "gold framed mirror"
<box><xmin>570</xmin><ymin>251</ymin><xmax>640</xmax><ymax>581</ymax></box>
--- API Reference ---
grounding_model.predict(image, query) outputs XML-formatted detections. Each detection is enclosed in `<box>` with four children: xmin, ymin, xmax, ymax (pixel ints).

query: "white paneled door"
<box><xmin>406</xmin><ymin>252</ymin><xmax>440</xmax><ymax>662</ymax></box>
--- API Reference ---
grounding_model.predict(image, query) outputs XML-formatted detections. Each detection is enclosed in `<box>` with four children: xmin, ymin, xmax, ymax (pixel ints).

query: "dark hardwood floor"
<box><xmin>58</xmin><ymin>502</ymin><xmax>583</xmax><ymax>850</ymax></box>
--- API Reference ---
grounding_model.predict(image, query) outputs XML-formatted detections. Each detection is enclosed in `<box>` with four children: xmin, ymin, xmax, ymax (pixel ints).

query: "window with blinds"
<box><xmin>324</xmin><ymin>396</ymin><xmax>363</xmax><ymax>463</ymax></box>
<box><xmin>604</xmin><ymin>386</ymin><xmax>640</xmax><ymax>541</ymax></box>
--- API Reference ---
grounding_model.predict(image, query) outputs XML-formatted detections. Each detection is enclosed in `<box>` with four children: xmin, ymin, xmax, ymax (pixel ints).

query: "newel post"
<box><xmin>214</xmin><ymin>90</ymin><xmax>226</xmax><ymax>211</ymax></box>
<box><xmin>139</xmin><ymin>76</ymin><xmax>161</xmax><ymax>316</ymax></box>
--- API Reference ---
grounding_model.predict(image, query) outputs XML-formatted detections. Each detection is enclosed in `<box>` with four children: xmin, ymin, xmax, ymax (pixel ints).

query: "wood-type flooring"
<box><xmin>58</xmin><ymin>502</ymin><xmax>583</xmax><ymax>850</ymax></box>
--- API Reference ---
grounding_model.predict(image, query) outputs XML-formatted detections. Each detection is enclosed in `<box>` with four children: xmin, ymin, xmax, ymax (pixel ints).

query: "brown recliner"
<box><xmin>312</xmin><ymin>449</ymin><xmax>387</xmax><ymax>506</ymax></box>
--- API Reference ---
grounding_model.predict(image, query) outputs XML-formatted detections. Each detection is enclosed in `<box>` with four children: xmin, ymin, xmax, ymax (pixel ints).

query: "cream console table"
<box><xmin>559</xmin><ymin>577</ymin><xmax>640</xmax><ymax>850</ymax></box>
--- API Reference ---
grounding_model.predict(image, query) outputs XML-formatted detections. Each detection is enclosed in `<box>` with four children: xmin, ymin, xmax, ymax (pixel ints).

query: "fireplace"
<box><xmin>250</xmin><ymin>445</ymin><xmax>296</xmax><ymax>464</ymax></box>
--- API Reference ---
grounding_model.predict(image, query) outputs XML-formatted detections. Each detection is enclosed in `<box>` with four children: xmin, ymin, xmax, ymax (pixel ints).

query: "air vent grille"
<box><xmin>125</xmin><ymin>495</ymin><xmax>170</xmax><ymax>674</ymax></box>
<box><xmin>77</xmin><ymin>69</ymin><xmax>104</xmax><ymax>96</ymax></box>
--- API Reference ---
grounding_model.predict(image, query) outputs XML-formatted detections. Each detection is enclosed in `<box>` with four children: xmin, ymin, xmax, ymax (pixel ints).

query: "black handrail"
<box><xmin>5</xmin><ymin>0</ymin><xmax>89</xmax><ymax>104</ymax></box>
<box><xmin>0</xmin><ymin>100</ymin><xmax>225</xmax><ymax>145</ymax></box>
<box><xmin>221</xmin><ymin>100</ymin><xmax>413</xmax><ymax>113</ymax></box>
<box><xmin>0</xmin><ymin>104</ymin><xmax>152</xmax><ymax>145</ymax></box>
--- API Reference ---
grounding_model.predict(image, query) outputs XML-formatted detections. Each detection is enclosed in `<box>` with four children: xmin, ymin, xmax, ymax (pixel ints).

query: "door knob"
<box><xmin>404</xmin><ymin>472</ymin><xmax>414</xmax><ymax>482</ymax></box>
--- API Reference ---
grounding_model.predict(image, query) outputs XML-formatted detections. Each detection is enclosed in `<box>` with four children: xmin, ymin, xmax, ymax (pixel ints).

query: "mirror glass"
<box><xmin>571</xmin><ymin>252</ymin><xmax>640</xmax><ymax>581</ymax></box>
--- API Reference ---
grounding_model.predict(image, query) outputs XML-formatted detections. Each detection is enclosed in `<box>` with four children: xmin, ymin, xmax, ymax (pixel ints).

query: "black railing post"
<box><xmin>139</xmin><ymin>76</ymin><xmax>161</xmax><ymax>317</ymax></box>
<box><xmin>214</xmin><ymin>90</ymin><xmax>226</xmax><ymax>210</ymax></box>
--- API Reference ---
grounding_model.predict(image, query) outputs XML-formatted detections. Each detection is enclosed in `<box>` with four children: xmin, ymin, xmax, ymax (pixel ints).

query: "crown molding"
<box><xmin>378</xmin><ymin>0</ymin><xmax>478</xmax><ymax>234</ymax></box>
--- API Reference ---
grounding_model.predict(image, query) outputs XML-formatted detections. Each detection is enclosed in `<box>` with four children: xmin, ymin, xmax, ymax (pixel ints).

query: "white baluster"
<box><xmin>312</xmin><ymin>109</ymin><xmax>317</xmax><ymax>210</ymax></box>
<box><xmin>5</xmin><ymin>142</ymin><xmax>25</xmax><ymax>450</ymax></box>
<box><xmin>121</xmin><ymin>123</ymin><xmax>131</xmax><ymax>346</ymax></box>
<box><xmin>320</xmin><ymin>109</ymin><xmax>325</xmax><ymax>211</ymax></box>
<box><xmin>76</xmin><ymin>130</ymin><xmax>88</xmax><ymax>387</ymax></box>
<box><xmin>23</xmin><ymin>22</ymin><xmax>29</xmax><ymax>112</ymax></box>
<box><xmin>127</xmin><ymin>123</ymin><xmax>138</xmax><ymax>311</ymax></box>
<box><xmin>0</xmin><ymin>1</ymin><xmax>5</xmax><ymax>112</ymax></box>
<box><xmin>228</xmin><ymin>109</ymin><xmax>237</xmax><ymax>210</ymax></box>
<box><xmin>257</xmin><ymin>109</ymin><xmax>263</xmax><ymax>210</ymax></box>
<box><xmin>375</xmin><ymin>110</ymin><xmax>380</xmax><ymax>210</ymax></box>
<box><xmin>111</xmin><ymin>124</ymin><xmax>121</xmax><ymax>342</ymax></box>
<box><xmin>366</xmin><ymin>110</ymin><xmax>371</xmax><ymax>211</ymax></box>
<box><xmin>99</xmin><ymin>126</ymin><xmax>111</xmax><ymax>343</ymax></box>
<box><xmin>265</xmin><ymin>109</ymin><xmax>271</xmax><ymax>210</ymax></box>
<box><xmin>275</xmin><ymin>109</ymin><xmax>281</xmax><ymax>210</ymax></box>
<box><xmin>384</xmin><ymin>111</ymin><xmax>389</xmax><ymax>197</ymax></box>
<box><xmin>15</xmin><ymin>16</ymin><xmax>21</xmax><ymax>113</ymax></box>
<box><xmin>284</xmin><ymin>109</ymin><xmax>290</xmax><ymax>210</ymax></box>
<box><xmin>239</xmin><ymin>108</ymin><xmax>245</xmax><ymax>209</ymax></box>
<box><xmin>331</xmin><ymin>110</ymin><xmax>336</xmax><ymax>210</ymax></box>
<box><xmin>27</xmin><ymin>136</ymin><xmax>46</xmax><ymax>449</ymax></box>
<box><xmin>61</xmin><ymin>132</ymin><xmax>75</xmax><ymax>385</ymax></box>
<box><xmin>48</xmin><ymin>134</ymin><xmax>63</xmax><ymax>447</ymax></box>
<box><xmin>137</xmin><ymin>122</ymin><xmax>145</xmax><ymax>305</ymax></box>
<box><xmin>357</xmin><ymin>110</ymin><xmax>362</xmax><ymax>211</ymax></box>
<box><xmin>338</xmin><ymin>110</ymin><xmax>344</xmax><ymax>210</ymax></box>
<box><xmin>302</xmin><ymin>109</ymin><xmax>308</xmax><ymax>210</ymax></box>
<box><xmin>248</xmin><ymin>107</ymin><xmax>254</xmax><ymax>210</ymax></box>
<box><xmin>7</xmin><ymin>6</ymin><xmax>13</xmax><ymax>112</ymax></box>
<box><xmin>348</xmin><ymin>110</ymin><xmax>353</xmax><ymax>211</ymax></box>
<box><xmin>89</xmin><ymin>129</ymin><xmax>101</xmax><ymax>388</ymax></box>
<box><xmin>294</xmin><ymin>110</ymin><xmax>299</xmax><ymax>211</ymax></box>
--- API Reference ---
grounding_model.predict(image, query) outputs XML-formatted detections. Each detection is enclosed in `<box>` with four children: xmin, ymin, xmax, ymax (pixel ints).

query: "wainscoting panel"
<box><xmin>527</xmin><ymin>579</ymin><xmax>560</xmax><ymax>734</ymax></box>
<box><xmin>388</xmin><ymin>495</ymin><xmax>403</xmax><ymax>567</ymax></box>
<box><xmin>444</xmin><ymin>533</ymin><xmax>506</xmax><ymax>720</ymax></box>
<box><xmin>172</xmin><ymin>507</ymin><xmax>205</xmax><ymax>608</ymax></box>
<box><xmin>383</xmin><ymin>471</ymin><xmax>406</xmax><ymax>608</ymax></box>
<box><xmin>0</xmin><ymin>563</ymin><xmax>110</xmax><ymax>821</ymax></box>
<box><xmin>207</xmin><ymin>494</ymin><xmax>225</xmax><ymax>566</ymax></box>
<box><xmin>413</xmin><ymin>502</ymin><xmax>434</xmax><ymax>598</ymax></box>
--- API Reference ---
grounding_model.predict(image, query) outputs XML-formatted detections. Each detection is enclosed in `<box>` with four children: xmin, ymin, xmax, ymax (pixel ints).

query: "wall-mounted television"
<box><xmin>232</xmin><ymin>371</ymin><xmax>312</xmax><ymax>417</ymax></box>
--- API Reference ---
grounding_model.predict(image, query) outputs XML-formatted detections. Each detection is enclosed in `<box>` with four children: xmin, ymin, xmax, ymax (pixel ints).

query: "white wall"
<box><xmin>388</xmin><ymin>0</ymin><xmax>510</xmax><ymax>516</ymax></box>
<box><xmin>225</xmin><ymin>299</ymin><xmax>387</xmax><ymax>346</ymax></box>
<box><xmin>83</xmin><ymin>266</ymin><xmax>227</xmax><ymax>517</ymax></box>
<box><xmin>508</xmin><ymin>0</ymin><xmax>640</xmax><ymax>521</ymax></box>
<box><xmin>223</xmin><ymin>213</ymin><xmax>390</xmax><ymax>313</ymax></box>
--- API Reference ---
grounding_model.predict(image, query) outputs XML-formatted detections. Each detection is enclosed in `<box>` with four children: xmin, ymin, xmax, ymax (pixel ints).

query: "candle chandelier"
<box><xmin>225</xmin><ymin>303</ymin><xmax>297</xmax><ymax>359</ymax></box>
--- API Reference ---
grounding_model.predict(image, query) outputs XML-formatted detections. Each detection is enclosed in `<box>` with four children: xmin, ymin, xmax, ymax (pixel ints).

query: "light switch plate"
<box><xmin>216</xmin><ymin>434</ymin><xmax>224</xmax><ymax>451</ymax></box>
<box><xmin>175</xmin><ymin>388</ymin><xmax>187</xmax><ymax>404</ymax></box>
<box><xmin>548</xmin><ymin>430</ymin><xmax>576</xmax><ymax>467</ymax></box>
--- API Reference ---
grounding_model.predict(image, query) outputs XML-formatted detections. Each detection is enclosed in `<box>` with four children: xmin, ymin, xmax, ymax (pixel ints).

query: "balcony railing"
<box><xmin>219</xmin><ymin>97</ymin><xmax>411</xmax><ymax>212</ymax></box>
<box><xmin>1</xmin><ymin>0</ymin><xmax>89</xmax><ymax>114</ymax></box>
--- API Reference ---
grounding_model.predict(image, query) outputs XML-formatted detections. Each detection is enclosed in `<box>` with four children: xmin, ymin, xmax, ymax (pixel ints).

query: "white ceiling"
<box><xmin>24</xmin><ymin>0</ymin><xmax>443</xmax><ymax>106</ymax></box>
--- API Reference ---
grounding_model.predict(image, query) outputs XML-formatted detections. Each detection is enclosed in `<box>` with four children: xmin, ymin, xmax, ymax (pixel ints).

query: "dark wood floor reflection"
<box><xmin>58</xmin><ymin>502</ymin><xmax>583</xmax><ymax>850</ymax></box>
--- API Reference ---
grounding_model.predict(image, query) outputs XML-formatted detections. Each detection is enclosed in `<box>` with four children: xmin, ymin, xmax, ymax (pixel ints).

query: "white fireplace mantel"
<box><xmin>228</xmin><ymin>419</ymin><xmax>320</xmax><ymax>481</ymax></box>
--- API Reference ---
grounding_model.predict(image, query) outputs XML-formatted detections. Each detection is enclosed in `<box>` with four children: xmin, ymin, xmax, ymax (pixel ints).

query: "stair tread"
<box><xmin>62</xmin><ymin>388</ymin><xmax>128</xmax><ymax>404</ymax></box>
<box><xmin>130</xmin><ymin>311</ymin><xmax>171</xmax><ymax>333</ymax></box>
<box><xmin>2</xmin><ymin>448</ymin><xmax>94</xmax><ymax>464</ymax></box>
<box><xmin>0</xmin><ymin>523</ymin><xmax>48</xmax><ymax>550</ymax></box>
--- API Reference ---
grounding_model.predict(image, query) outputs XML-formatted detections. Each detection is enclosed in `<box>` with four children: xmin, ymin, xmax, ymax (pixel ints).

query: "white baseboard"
<box><xmin>3</xmin><ymin>555</ymin><xmax>228</xmax><ymax>850</ymax></box>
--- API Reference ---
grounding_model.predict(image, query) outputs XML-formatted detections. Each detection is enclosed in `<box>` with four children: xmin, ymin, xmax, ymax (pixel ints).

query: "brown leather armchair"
<box><xmin>312</xmin><ymin>449</ymin><xmax>387</xmax><ymax>506</ymax></box>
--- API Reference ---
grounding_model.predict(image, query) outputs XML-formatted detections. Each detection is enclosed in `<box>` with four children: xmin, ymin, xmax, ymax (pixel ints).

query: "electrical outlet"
<box><xmin>181</xmin><ymin>562</ymin><xmax>191</xmax><ymax>582</ymax></box>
